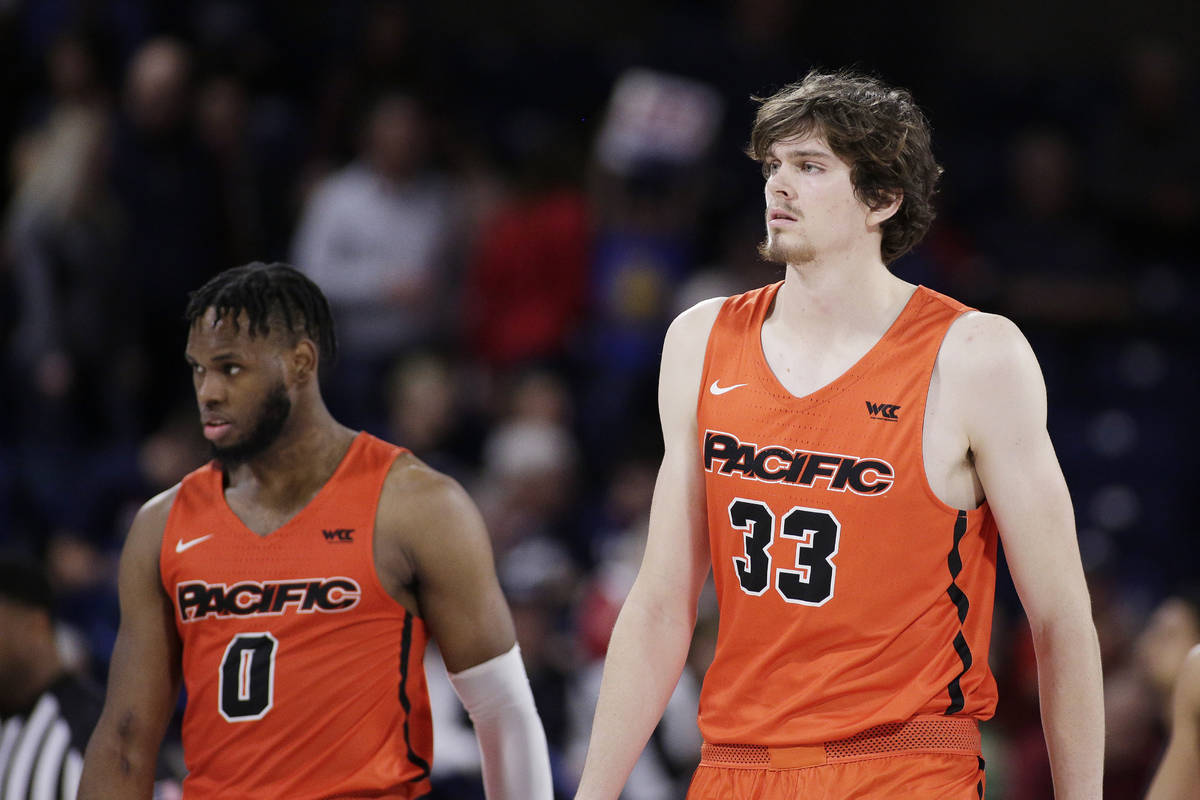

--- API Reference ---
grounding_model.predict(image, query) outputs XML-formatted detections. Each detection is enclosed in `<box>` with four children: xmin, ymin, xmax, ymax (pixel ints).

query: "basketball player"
<box><xmin>575</xmin><ymin>71</ymin><xmax>1103</xmax><ymax>799</ymax></box>
<box><xmin>1145</xmin><ymin>629</ymin><xmax>1200</xmax><ymax>798</ymax></box>
<box><xmin>79</xmin><ymin>263</ymin><xmax>552</xmax><ymax>798</ymax></box>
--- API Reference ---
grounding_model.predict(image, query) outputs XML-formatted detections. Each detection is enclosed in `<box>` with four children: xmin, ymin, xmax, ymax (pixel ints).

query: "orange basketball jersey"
<box><xmin>696</xmin><ymin>282</ymin><xmax>999</xmax><ymax>746</ymax></box>
<box><xmin>160</xmin><ymin>432</ymin><xmax>433</xmax><ymax>799</ymax></box>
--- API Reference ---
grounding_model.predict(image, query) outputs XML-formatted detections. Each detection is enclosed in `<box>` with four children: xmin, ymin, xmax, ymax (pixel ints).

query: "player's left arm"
<box><xmin>945</xmin><ymin>312</ymin><xmax>1104</xmax><ymax>800</ymax></box>
<box><xmin>1145</xmin><ymin>645</ymin><xmax>1200</xmax><ymax>800</ymax></box>
<box><xmin>377</xmin><ymin>457</ymin><xmax>553</xmax><ymax>800</ymax></box>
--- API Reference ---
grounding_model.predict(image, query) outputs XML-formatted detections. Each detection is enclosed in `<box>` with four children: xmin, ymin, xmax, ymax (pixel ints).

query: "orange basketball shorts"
<box><xmin>687</xmin><ymin>716</ymin><xmax>985</xmax><ymax>799</ymax></box>
<box><xmin>688</xmin><ymin>752</ymin><xmax>985</xmax><ymax>799</ymax></box>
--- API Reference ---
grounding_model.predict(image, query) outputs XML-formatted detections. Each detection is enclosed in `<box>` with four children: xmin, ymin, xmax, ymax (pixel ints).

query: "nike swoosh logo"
<box><xmin>176</xmin><ymin>534</ymin><xmax>214</xmax><ymax>553</ymax></box>
<box><xmin>709</xmin><ymin>381</ymin><xmax>748</xmax><ymax>395</ymax></box>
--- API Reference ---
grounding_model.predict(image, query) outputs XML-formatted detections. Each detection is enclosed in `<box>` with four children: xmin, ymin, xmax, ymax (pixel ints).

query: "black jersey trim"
<box><xmin>398</xmin><ymin>611</ymin><xmax>432</xmax><ymax>781</ymax></box>
<box><xmin>947</xmin><ymin>583</ymin><xmax>969</xmax><ymax>624</ymax></box>
<box><xmin>946</xmin><ymin>632</ymin><xmax>973</xmax><ymax>714</ymax></box>
<box><xmin>944</xmin><ymin>510</ymin><xmax>975</xmax><ymax>715</ymax></box>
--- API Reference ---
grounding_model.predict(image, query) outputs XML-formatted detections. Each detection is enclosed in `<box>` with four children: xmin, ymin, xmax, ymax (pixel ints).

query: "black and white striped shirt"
<box><xmin>0</xmin><ymin>675</ymin><xmax>100</xmax><ymax>800</ymax></box>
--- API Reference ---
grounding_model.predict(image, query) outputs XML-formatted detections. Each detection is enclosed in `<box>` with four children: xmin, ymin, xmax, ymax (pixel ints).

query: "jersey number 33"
<box><xmin>727</xmin><ymin>498</ymin><xmax>840</xmax><ymax>606</ymax></box>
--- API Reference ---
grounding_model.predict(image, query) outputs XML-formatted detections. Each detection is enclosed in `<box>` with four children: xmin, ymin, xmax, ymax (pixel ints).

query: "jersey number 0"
<box><xmin>728</xmin><ymin>498</ymin><xmax>840</xmax><ymax>605</ymax></box>
<box><xmin>219</xmin><ymin>632</ymin><xmax>278</xmax><ymax>721</ymax></box>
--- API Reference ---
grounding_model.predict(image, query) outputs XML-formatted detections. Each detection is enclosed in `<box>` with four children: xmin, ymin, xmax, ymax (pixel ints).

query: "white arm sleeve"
<box><xmin>447</xmin><ymin>644</ymin><xmax>554</xmax><ymax>800</ymax></box>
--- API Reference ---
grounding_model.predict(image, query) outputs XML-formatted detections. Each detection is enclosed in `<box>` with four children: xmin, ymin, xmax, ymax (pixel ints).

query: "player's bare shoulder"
<box><xmin>663</xmin><ymin>296</ymin><xmax>727</xmax><ymax>361</ymax></box>
<box><xmin>124</xmin><ymin>484</ymin><xmax>182</xmax><ymax>564</ymax></box>
<box><xmin>378</xmin><ymin>450</ymin><xmax>476</xmax><ymax>533</ymax></box>
<box><xmin>659</xmin><ymin>296</ymin><xmax>727</xmax><ymax>416</ymax></box>
<box><xmin>936</xmin><ymin>310</ymin><xmax>1048</xmax><ymax>433</ymax></box>
<box><xmin>938</xmin><ymin>310</ymin><xmax>1038</xmax><ymax>383</ymax></box>
<box><xmin>373</xmin><ymin>451</ymin><xmax>486</xmax><ymax>599</ymax></box>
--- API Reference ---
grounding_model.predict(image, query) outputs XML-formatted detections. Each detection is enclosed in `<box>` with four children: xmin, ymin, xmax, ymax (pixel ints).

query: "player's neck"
<box><xmin>224</xmin><ymin>401</ymin><xmax>356</xmax><ymax>502</ymax></box>
<box><xmin>775</xmin><ymin>254</ymin><xmax>912</xmax><ymax>336</ymax></box>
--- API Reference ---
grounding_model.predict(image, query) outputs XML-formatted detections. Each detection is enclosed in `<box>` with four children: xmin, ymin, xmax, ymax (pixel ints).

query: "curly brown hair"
<box><xmin>747</xmin><ymin>70</ymin><xmax>943</xmax><ymax>264</ymax></box>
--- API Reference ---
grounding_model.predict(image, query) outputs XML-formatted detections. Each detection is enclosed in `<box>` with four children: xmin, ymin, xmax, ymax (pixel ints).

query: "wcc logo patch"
<box><xmin>865</xmin><ymin>401</ymin><xmax>901</xmax><ymax>421</ymax></box>
<box><xmin>323</xmin><ymin>528</ymin><xmax>354</xmax><ymax>542</ymax></box>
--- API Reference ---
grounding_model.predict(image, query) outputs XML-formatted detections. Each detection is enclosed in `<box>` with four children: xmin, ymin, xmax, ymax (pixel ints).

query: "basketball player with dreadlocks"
<box><xmin>79</xmin><ymin>263</ymin><xmax>553</xmax><ymax>799</ymax></box>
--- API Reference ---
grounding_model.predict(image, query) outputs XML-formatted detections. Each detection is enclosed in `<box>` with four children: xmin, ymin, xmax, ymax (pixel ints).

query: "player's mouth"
<box><xmin>202</xmin><ymin>418</ymin><xmax>233</xmax><ymax>441</ymax></box>
<box><xmin>767</xmin><ymin>207</ymin><xmax>799</xmax><ymax>226</ymax></box>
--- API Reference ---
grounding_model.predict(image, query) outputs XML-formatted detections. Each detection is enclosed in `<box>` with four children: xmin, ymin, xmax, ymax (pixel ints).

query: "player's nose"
<box><xmin>195</xmin><ymin>373</ymin><xmax>226</xmax><ymax>406</ymax></box>
<box><xmin>766</xmin><ymin>168</ymin><xmax>794</xmax><ymax>199</ymax></box>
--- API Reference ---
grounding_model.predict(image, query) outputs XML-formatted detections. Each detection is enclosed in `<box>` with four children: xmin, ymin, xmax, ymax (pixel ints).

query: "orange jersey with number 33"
<box><xmin>696</xmin><ymin>282</ymin><xmax>999</xmax><ymax>746</ymax></box>
<box><xmin>159</xmin><ymin>432</ymin><xmax>433</xmax><ymax>799</ymax></box>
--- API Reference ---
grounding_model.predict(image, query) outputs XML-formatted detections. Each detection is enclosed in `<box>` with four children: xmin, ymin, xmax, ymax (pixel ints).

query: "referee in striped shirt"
<box><xmin>0</xmin><ymin>557</ymin><xmax>104</xmax><ymax>800</ymax></box>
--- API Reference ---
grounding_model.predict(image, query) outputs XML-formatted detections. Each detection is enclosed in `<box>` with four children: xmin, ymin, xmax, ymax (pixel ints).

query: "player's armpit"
<box><xmin>1146</xmin><ymin>646</ymin><xmax>1200</xmax><ymax>800</ymax></box>
<box><xmin>79</xmin><ymin>489</ymin><xmax>183</xmax><ymax>799</ymax></box>
<box><xmin>377</xmin><ymin>458</ymin><xmax>516</xmax><ymax>674</ymax></box>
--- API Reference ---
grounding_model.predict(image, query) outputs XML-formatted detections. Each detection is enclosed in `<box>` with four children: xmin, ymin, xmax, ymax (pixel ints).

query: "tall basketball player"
<box><xmin>576</xmin><ymin>71</ymin><xmax>1103</xmax><ymax>799</ymax></box>
<box><xmin>80</xmin><ymin>263</ymin><xmax>553</xmax><ymax>799</ymax></box>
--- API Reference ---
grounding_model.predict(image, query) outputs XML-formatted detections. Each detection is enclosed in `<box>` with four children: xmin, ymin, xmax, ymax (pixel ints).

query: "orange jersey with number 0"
<box><xmin>695</xmin><ymin>282</ymin><xmax>999</xmax><ymax>746</ymax></box>
<box><xmin>160</xmin><ymin>432</ymin><xmax>433</xmax><ymax>799</ymax></box>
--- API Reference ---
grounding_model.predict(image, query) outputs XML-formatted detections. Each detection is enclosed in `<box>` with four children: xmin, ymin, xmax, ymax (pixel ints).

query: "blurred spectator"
<box><xmin>382</xmin><ymin>352</ymin><xmax>485</xmax><ymax>479</ymax></box>
<box><xmin>580</xmin><ymin>70</ymin><xmax>722</xmax><ymax>465</ymax></box>
<box><xmin>479</xmin><ymin>417</ymin><xmax>579</xmax><ymax>558</ymax></box>
<box><xmin>24</xmin><ymin>28</ymin><xmax>114</xmax><ymax>123</ymax></box>
<box><xmin>309</xmin><ymin>0</ymin><xmax>445</xmax><ymax>168</ymax></box>
<box><xmin>292</xmin><ymin>91</ymin><xmax>457</xmax><ymax>426</ymax></box>
<box><xmin>461</xmin><ymin>122</ymin><xmax>591</xmax><ymax>370</ymax></box>
<box><xmin>472</xmin><ymin>370</ymin><xmax>582</xmax><ymax>567</ymax></box>
<box><xmin>5</xmin><ymin>105</ymin><xmax>133</xmax><ymax>445</ymax></box>
<box><xmin>29</xmin><ymin>407</ymin><xmax>206</xmax><ymax>674</ymax></box>
<box><xmin>195</xmin><ymin>73</ymin><xmax>267</xmax><ymax>262</ymax></box>
<box><xmin>0</xmin><ymin>557</ymin><xmax>111</xmax><ymax>799</ymax></box>
<box><xmin>580</xmin><ymin>455</ymin><xmax>658</xmax><ymax>571</ymax></box>
<box><xmin>1092</xmin><ymin>40</ymin><xmax>1200</xmax><ymax>262</ymax></box>
<box><xmin>975</xmin><ymin>126</ymin><xmax>1129</xmax><ymax>327</ymax></box>
<box><xmin>110</xmin><ymin>37</ymin><xmax>227</xmax><ymax>430</ymax></box>
<box><xmin>672</xmin><ymin>209</ymin><xmax>781</xmax><ymax>315</ymax></box>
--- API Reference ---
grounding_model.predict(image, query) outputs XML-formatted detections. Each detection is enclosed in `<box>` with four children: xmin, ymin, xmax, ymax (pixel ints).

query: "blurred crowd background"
<box><xmin>0</xmin><ymin>0</ymin><xmax>1197</xmax><ymax>797</ymax></box>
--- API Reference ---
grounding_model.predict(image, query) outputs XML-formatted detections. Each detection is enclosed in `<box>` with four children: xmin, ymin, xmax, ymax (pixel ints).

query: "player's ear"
<box><xmin>867</xmin><ymin>190</ymin><xmax>903</xmax><ymax>226</ymax></box>
<box><xmin>289</xmin><ymin>338</ymin><xmax>318</xmax><ymax>386</ymax></box>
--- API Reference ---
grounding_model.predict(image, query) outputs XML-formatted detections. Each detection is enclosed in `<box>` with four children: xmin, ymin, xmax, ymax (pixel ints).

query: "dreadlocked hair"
<box><xmin>185</xmin><ymin>262</ymin><xmax>338</xmax><ymax>367</ymax></box>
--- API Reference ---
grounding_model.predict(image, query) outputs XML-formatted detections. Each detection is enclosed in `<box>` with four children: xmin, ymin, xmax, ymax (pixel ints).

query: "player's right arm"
<box><xmin>574</xmin><ymin>297</ymin><xmax>724</xmax><ymax>800</ymax></box>
<box><xmin>79</xmin><ymin>489</ymin><xmax>182</xmax><ymax>799</ymax></box>
<box><xmin>1146</xmin><ymin>645</ymin><xmax>1200</xmax><ymax>800</ymax></box>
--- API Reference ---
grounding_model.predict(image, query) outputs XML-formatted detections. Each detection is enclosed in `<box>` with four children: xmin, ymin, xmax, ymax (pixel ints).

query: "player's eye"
<box><xmin>224</xmin><ymin>364</ymin><xmax>242</xmax><ymax>376</ymax></box>
<box><xmin>802</xmin><ymin>162</ymin><xmax>823</xmax><ymax>174</ymax></box>
<box><xmin>761</xmin><ymin>161</ymin><xmax>780</xmax><ymax>179</ymax></box>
